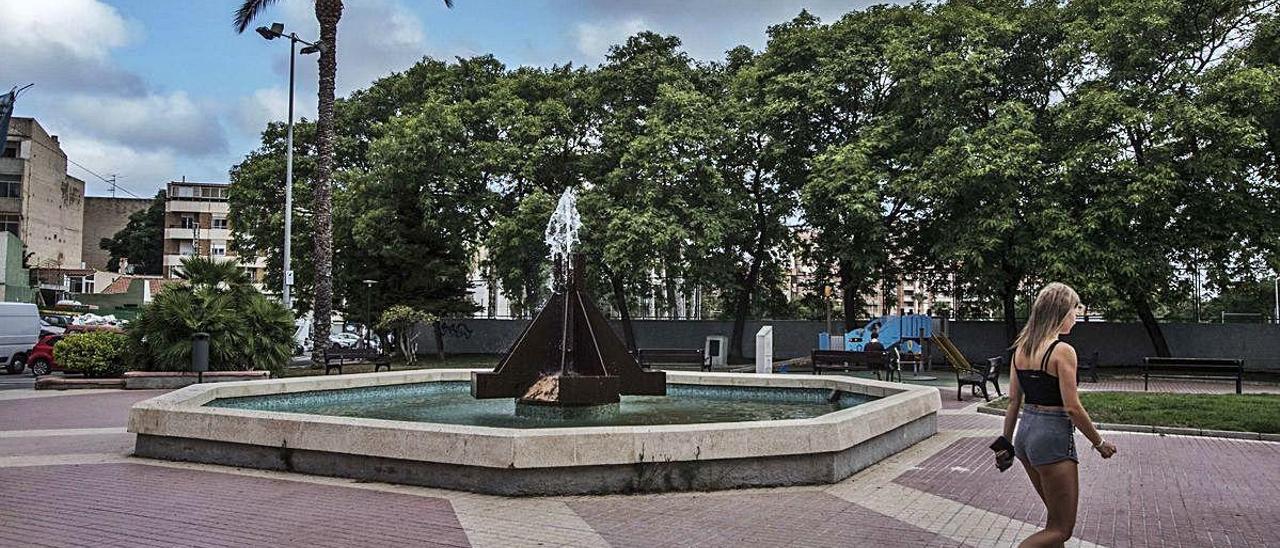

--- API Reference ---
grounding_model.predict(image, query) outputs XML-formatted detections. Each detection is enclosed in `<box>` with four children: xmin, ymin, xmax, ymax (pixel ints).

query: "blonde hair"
<box><xmin>1012</xmin><ymin>282</ymin><xmax>1080</xmax><ymax>365</ymax></box>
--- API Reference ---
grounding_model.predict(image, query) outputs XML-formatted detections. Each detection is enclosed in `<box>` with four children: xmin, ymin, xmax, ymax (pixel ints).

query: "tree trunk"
<box><xmin>608</xmin><ymin>273</ymin><xmax>637</xmax><ymax>352</ymax></box>
<box><xmin>665</xmin><ymin>269</ymin><xmax>678</xmax><ymax>320</ymax></box>
<box><xmin>729</xmin><ymin>255</ymin><xmax>764</xmax><ymax>362</ymax></box>
<box><xmin>433</xmin><ymin>320</ymin><xmax>445</xmax><ymax>361</ymax></box>
<box><xmin>1130</xmin><ymin>291</ymin><xmax>1172</xmax><ymax>357</ymax></box>
<box><xmin>308</xmin><ymin>0</ymin><xmax>342</xmax><ymax>360</ymax></box>
<box><xmin>486</xmin><ymin>270</ymin><xmax>497</xmax><ymax>319</ymax></box>
<box><xmin>999</xmin><ymin>261</ymin><xmax>1021</xmax><ymax>348</ymax></box>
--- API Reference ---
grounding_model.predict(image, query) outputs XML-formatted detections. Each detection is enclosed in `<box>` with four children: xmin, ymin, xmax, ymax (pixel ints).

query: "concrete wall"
<box><xmin>414</xmin><ymin>318</ymin><xmax>1280</xmax><ymax>370</ymax></box>
<box><xmin>82</xmin><ymin>196</ymin><xmax>151</xmax><ymax>271</ymax></box>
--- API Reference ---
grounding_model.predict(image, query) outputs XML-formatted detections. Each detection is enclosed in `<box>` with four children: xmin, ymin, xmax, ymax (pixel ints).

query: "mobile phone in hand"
<box><xmin>990</xmin><ymin>436</ymin><xmax>1015</xmax><ymax>472</ymax></box>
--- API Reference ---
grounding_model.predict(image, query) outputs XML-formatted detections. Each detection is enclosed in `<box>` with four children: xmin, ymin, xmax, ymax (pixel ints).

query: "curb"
<box><xmin>975</xmin><ymin>403</ymin><xmax>1278</xmax><ymax>442</ymax></box>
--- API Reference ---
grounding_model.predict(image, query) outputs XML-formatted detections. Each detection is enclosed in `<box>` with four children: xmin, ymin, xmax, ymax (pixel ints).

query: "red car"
<box><xmin>27</xmin><ymin>334</ymin><xmax>64</xmax><ymax>376</ymax></box>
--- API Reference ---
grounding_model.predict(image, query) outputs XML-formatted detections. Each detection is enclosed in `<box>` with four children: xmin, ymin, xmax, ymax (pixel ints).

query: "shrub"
<box><xmin>55</xmin><ymin>331</ymin><xmax>130</xmax><ymax>378</ymax></box>
<box><xmin>127</xmin><ymin>256</ymin><xmax>295</xmax><ymax>376</ymax></box>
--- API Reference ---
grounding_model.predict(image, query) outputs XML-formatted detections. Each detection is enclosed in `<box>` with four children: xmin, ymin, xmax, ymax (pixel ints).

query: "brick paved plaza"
<box><xmin>1</xmin><ymin>379</ymin><xmax>1277</xmax><ymax>547</ymax></box>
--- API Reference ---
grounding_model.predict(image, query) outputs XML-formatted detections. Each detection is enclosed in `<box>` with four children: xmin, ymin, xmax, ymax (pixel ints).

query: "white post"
<box><xmin>755</xmin><ymin>325</ymin><xmax>773</xmax><ymax>374</ymax></box>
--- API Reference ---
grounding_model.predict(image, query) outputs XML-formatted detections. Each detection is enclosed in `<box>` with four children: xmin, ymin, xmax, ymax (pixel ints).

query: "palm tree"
<box><xmin>233</xmin><ymin>0</ymin><xmax>453</xmax><ymax>358</ymax></box>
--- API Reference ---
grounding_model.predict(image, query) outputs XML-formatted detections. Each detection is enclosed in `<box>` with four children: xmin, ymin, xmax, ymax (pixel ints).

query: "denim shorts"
<box><xmin>1014</xmin><ymin>404</ymin><xmax>1078</xmax><ymax>466</ymax></box>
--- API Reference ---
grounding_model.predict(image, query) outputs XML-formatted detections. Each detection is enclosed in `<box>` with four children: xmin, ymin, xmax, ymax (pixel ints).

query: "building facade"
<box><xmin>162</xmin><ymin>181</ymin><xmax>265</xmax><ymax>283</ymax></box>
<box><xmin>1</xmin><ymin>117</ymin><xmax>85</xmax><ymax>269</ymax></box>
<box><xmin>81</xmin><ymin>196</ymin><xmax>152</xmax><ymax>271</ymax></box>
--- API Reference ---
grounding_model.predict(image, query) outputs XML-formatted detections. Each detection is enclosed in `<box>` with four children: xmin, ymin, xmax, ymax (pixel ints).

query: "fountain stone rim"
<box><xmin>128</xmin><ymin>369</ymin><xmax>941</xmax><ymax>495</ymax></box>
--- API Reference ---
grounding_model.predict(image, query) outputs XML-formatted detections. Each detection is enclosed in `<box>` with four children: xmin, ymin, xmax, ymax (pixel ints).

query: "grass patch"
<box><xmin>983</xmin><ymin>392</ymin><xmax>1280</xmax><ymax>434</ymax></box>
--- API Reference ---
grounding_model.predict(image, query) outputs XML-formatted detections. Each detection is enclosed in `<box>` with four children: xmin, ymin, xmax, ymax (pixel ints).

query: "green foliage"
<box><xmin>988</xmin><ymin>392</ymin><xmax>1280</xmax><ymax>434</ymax></box>
<box><xmin>127</xmin><ymin>256</ymin><xmax>294</xmax><ymax>376</ymax></box>
<box><xmin>100</xmin><ymin>191</ymin><xmax>166</xmax><ymax>275</ymax></box>
<box><xmin>224</xmin><ymin>1</ymin><xmax>1280</xmax><ymax>361</ymax></box>
<box><xmin>55</xmin><ymin>331</ymin><xmax>129</xmax><ymax>378</ymax></box>
<box><xmin>378</xmin><ymin>305</ymin><xmax>437</xmax><ymax>363</ymax></box>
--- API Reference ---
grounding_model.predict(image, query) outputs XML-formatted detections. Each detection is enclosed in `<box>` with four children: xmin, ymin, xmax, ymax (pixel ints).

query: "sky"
<box><xmin>1</xmin><ymin>0</ymin><xmax>882</xmax><ymax>198</ymax></box>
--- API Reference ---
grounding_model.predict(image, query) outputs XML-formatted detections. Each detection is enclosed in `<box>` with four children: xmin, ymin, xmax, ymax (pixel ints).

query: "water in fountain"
<box><xmin>544</xmin><ymin>188</ymin><xmax>581</xmax><ymax>291</ymax></box>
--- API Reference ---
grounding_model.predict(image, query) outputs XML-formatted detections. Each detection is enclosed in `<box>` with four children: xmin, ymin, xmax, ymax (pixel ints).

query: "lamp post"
<box><xmin>255</xmin><ymin>22</ymin><xmax>323</xmax><ymax>310</ymax></box>
<box><xmin>362</xmin><ymin>279</ymin><xmax>378</xmax><ymax>348</ymax></box>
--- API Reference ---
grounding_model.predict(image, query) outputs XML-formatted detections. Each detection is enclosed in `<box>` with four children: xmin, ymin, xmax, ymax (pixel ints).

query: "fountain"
<box><xmin>128</xmin><ymin>189</ymin><xmax>940</xmax><ymax>495</ymax></box>
<box><xmin>472</xmin><ymin>189</ymin><xmax>665</xmax><ymax>417</ymax></box>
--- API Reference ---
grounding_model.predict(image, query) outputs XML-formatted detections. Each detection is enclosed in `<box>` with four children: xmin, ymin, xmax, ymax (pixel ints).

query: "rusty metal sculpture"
<box><xmin>471</xmin><ymin>253</ymin><xmax>665</xmax><ymax>409</ymax></box>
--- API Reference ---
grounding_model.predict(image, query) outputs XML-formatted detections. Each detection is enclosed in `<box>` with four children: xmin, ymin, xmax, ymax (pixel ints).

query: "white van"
<box><xmin>0</xmin><ymin>303</ymin><xmax>39</xmax><ymax>374</ymax></box>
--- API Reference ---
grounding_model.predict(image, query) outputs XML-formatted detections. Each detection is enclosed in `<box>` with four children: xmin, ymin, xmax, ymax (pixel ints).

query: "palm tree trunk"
<box><xmin>309</xmin><ymin>0</ymin><xmax>342</xmax><ymax>359</ymax></box>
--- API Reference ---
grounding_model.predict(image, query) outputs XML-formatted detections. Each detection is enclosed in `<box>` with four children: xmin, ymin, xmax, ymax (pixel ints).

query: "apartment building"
<box><xmin>162</xmin><ymin>181</ymin><xmax>265</xmax><ymax>283</ymax></box>
<box><xmin>1</xmin><ymin>117</ymin><xmax>85</xmax><ymax>269</ymax></box>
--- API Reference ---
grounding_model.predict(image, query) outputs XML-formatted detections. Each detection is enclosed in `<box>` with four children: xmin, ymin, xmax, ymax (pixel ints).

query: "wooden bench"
<box><xmin>812</xmin><ymin>350</ymin><xmax>890</xmax><ymax>380</ymax></box>
<box><xmin>321</xmin><ymin>347</ymin><xmax>392</xmax><ymax>375</ymax></box>
<box><xmin>955</xmin><ymin>356</ymin><xmax>1003</xmax><ymax>402</ymax></box>
<box><xmin>1142</xmin><ymin>357</ymin><xmax>1244</xmax><ymax>394</ymax></box>
<box><xmin>636</xmin><ymin>348</ymin><xmax>709</xmax><ymax>371</ymax></box>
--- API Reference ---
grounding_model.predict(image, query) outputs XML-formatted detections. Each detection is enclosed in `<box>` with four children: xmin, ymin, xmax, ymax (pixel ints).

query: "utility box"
<box><xmin>704</xmin><ymin>335</ymin><xmax>728</xmax><ymax>369</ymax></box>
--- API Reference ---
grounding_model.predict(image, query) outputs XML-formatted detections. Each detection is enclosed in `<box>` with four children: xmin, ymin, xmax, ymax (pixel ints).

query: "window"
<box><xmin>178</xmin><ymin>241</ymin><xmax>194</xmax><ymax>256</ymax></box>
<box><xmin>211</xmin><ymin>217</ymin><xmax>229</xmax><ymax>229</ymax></box>
<box><xmin>0</xmin><ymin>214</ymin><xmax>18</xmax><ymax>235</ymax></box>
<box><xmin>0</xmin><ymin>174</ymin><xmax>20</xmax><ymax>198</ymax></box>
<box><xmin>1</xmin><ymin>141</ymin><xmax>17</xmax><ymax>158</ymax></box>
<box><xmin>180</xmin><ymin>215</ymin><xmax>196</xmax><ymax>229</ymax></box>
<box><xmin>67</xmin><ymin>275</ymin><xmax>94</xmax><ymax>294</ymax></box>
<box><xmin>211</xmin><ymin>244</ymin><xmax>226</xmax><ymax>257</ymax></box>
<box><xmin>176</xmin><ymin>186</ymin><xmax>194</xmax><ymax>198</ymax></box>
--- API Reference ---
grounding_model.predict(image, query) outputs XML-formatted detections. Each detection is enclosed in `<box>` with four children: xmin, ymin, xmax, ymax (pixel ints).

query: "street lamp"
<box><xmin>362</xmin><ymin>279</ymin><xmax>378</xmax><ymax>348</ymax></box>
<box><xmin>254</xmin><ymin>22</ymin><xmax>324</xmax><ymax>310</ymax></box>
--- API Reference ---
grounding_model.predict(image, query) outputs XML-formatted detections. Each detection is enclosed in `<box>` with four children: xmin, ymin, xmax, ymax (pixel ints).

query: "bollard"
<box><xmin>755</xmin><ymin>326</ymin><xmax>773</xmax><ymax>374</ymax></box>
<box><xmin>192</xmin><ymin>332</ymin><xmax>209</xmax><ymax>383</ymax></box>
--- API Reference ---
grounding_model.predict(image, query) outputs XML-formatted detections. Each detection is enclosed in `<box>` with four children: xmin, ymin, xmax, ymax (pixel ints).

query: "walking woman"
<box><xmin>996</xmin><ymin>283</ymin><xmax>1117</xmax><ymax>547</ymax></box>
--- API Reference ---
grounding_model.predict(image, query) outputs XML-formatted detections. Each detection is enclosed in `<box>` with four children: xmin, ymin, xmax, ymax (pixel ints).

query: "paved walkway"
<box><xmin>1</xmin><ymin>380</ymin><xmax>1277</xmax><ymax>547</ymax></box>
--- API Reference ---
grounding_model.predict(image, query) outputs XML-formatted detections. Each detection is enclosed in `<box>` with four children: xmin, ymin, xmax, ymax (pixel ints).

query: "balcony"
<box><xmin>164</xmin><ymin>227</ymin><xmax>230</xmax><ymax>241</ymax></box>
<box><xmin>0</xmin><ymin>157</ymin><xmax>23</xmax><ymax>175</ymax></box>
<box><xmin>165</xmin><ymin>200</ymin><xmax>229</xmax><ymax>214</ymax></box>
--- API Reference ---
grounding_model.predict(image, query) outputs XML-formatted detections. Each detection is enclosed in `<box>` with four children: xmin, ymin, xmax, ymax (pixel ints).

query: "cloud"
<box><xmin>574</xmin><ymin>18</ymin><xmax>651</xmax><ymax>63</ymax></box>
<box><xmin>0</xmin><ymin>0</ymin><xmax>145</xmax><ymax>95</ymax></box>
<box><xmin>277</xmin><ymin>0</ymin><xmax>441</xmax><ymax>95</ymax></box>
<box><xmin>233</xmin><ymin>87</ymin><xmax>319</xmax><ymax>139</ymax></box>
<box><xmin>569</xmin><ymin>0</ymin><xmax>874</xmax><ymax>62</ymax></box>
<box><xmin>59</xmin><ymin>92</ymin><xmax>228</xmax><ymax>156</ymax></box>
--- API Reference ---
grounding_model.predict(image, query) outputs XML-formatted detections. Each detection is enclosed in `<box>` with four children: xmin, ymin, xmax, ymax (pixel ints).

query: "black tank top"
<box><xmin>1016</xmin><ymin>340</ymin><xmax>1064</xmax><ymax>406</ymax></box>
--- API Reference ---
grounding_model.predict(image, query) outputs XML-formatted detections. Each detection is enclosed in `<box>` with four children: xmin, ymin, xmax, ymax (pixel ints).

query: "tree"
<box><xmin>100</xmin><ymin>190</ymin><xmax>166</xmax><ymax>275</ymax></box>
<box><xmin>233</xmin><ymin>0</ymin><xmax>455</xmax><ymax>359</ymax></box>
<box><xmin>229</xmin><ymin>120</ymin><xmax>317</xmax><ymax>311</ymax></box>
<box><xmin>377</xmin><ymin>305</ymin><xmax>435</xmax><ymax>364</ymax></box>
<box><xmin>1056</xmin><ymin>0</ymin><xmax>1277</xmax><ymax>354</ymax></box>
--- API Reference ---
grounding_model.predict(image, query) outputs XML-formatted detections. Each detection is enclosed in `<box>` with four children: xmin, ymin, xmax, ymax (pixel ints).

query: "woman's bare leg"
<box><xmin>1018</xmin><ymin>460</ymin><xmax>1078</xmax><ymax>548</ymax></box>
<box><xmin>1019</xmin><ymin>455</ymin><xmax>1047</xmax><ymax>504</ymax></box>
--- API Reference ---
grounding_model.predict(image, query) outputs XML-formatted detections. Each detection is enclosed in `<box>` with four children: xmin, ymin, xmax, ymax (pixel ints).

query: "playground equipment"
<box><xmin>818</xmin><ymin>314</ymin><xmax>937</xmax><ymax>380</ymax></box>
<box><xmin>818</xmin><ymin>314</ymin><xmax>933</xmax><ymax>352</ymax></box>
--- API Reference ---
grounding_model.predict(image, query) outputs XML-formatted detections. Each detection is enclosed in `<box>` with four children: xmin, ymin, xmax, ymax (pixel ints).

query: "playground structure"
<box><xmin>818</xmin><ymin>314</ymin><xmax>940</xmax><ymax>378</ymax></box>
<box><xmin>818</xmin><ymin>314</ymin><xmax>934</xmax><ymax>353</ymax></box>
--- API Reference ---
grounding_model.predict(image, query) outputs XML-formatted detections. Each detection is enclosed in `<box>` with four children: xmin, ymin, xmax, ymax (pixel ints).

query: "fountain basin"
<box><xmin>129</xmin><ymin>369</ymin><xmax>940</xmax><ymax>496</ymax></box>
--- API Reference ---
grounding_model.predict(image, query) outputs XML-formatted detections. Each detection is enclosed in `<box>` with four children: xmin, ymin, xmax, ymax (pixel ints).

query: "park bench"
<box><xmin>636</xmin><ymin>348</ymin><xmax>710</xmax><ymax>371</ymax></box>
<box><xmin>321</xmin><ymin>346</ymin><xmax>392</xmax><ymax>375</ymax></box>
<box><xmin>812</xmin><ymin>350</ymin><xmax>892</xmax><ymax>380</ymax></box>
<box><xmin>1076</xmin><ymin>351</ymin><xmax>1099</xmax><ymax>384</ymax></box>
<box><xmin>1142</xmin><ymin>357</ymin><xmax>1244</xmax><ymax>394</ymax></box>
<box><xmin>932</xmin><ymin>335</ymin><xmax>1003</xmax><ymax>401</ymax></box>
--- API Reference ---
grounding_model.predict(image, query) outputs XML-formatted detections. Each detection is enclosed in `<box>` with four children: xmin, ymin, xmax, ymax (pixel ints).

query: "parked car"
<box><xmin>1</xmin><ymin>303</ymin><xmax>39</xmax><ymax>374</ymax></box>
<box><xmin>27</xmin><ymin>334</ymin><xmax>64</xmax><ymax>376</ymax></box>
<box><xmin>40</xmin><ymin>319</ymin><xmax>66</xmax><ymax>337</ymax></box>
<box><xmin>329</xmin><ymin>333</ymin><xmax>361</xmax><ymax>348</ymax></box>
